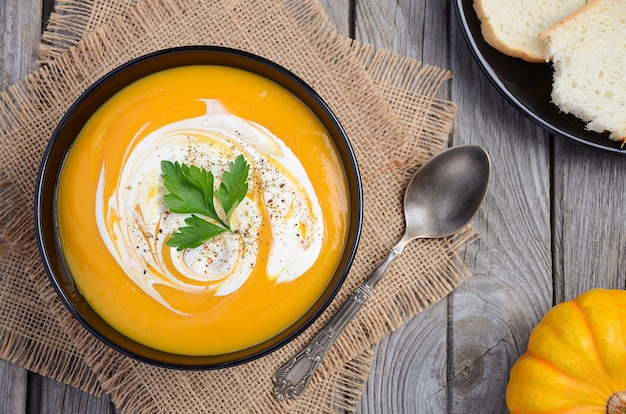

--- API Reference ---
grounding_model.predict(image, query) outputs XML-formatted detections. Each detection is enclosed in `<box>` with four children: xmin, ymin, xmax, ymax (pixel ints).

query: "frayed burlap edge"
<box><xmin>0</xmin><ymin>329</ymin><xmax>104</xmax><ymax>396</ymax></box>
<box><xmin>0</xmin><ymin>0</ymin><xmax>472</xmax><ymax>412</ymax></box>
<box><xmin>40</xmin><ymin>0</ymin><xmax>138</xmax><ymax>62</ymax></box>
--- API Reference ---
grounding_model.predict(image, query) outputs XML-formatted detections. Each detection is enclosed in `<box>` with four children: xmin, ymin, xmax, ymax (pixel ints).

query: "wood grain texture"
<box><xmin>0</xmin><ymin>0</ymin><xmax>41</xmax><ymax>412</ymax></box>
<box><xmin>0</xmin><ymin>0</ymin><xmax>41</xmax><ymax>86</ymax></box>
<box><xmin>360</xmin><ymin>301</ymin><xmax>449</xmax><ymax>414</ymax></box>
<box><xmin>553</xmin><ymin>138</ymin><xmax>626</xmax><ymax>302</ymax></box>
<box><xmin>355</xmin><ymin>0</ymin><xmax>449</xmax><ymax>70</ymax></box>
<box><xmin>448</xmin><ymin>3</ymin><xmax>553</xmax><ymax>411</ymax></box>
<box><xmin>352</xmin><ymin>1</ymin><xmax>452</xmax><ymax>413</ymax></box>
<box><xmin>353</xmin><ymin>0</ymin><xmax>553</xmax><ymax>412</ymax></box>
<box><xmin>29</xmin><ymin>375</ymin><xmax>115</xmax><ymax>414</ymax></box>
<box><xmin>318</xmin><ymin>0</ymin><xmax>352</xmax><ymax>37</ymax></box>
<box><xmin>0</xmin><ymin>360</ymin><xmax>27</xmax><ymax>413</ymax></box>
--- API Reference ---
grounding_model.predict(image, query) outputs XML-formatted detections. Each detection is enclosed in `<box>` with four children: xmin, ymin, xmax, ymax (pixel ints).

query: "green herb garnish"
<box><xmin>161</xmin><ymin>155</ymin><xmax>250</xmax><ymax>250</ymax></box>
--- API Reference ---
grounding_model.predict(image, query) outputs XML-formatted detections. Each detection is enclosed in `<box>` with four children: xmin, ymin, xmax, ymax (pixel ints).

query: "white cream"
<box><xmin>95</xmin><ymin>100</ymin><xmax>324</xmax><ymax>314</ymax></box>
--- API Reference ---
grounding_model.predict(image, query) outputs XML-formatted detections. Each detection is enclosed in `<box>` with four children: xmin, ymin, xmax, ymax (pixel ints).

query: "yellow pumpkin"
<box><xmin>506</xmin><ymin>288</ymin><xmax>626</xmax><ymax>414</ymax></box>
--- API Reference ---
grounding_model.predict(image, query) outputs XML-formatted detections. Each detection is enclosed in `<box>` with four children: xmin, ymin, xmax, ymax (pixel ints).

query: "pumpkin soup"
<box><xmin>57</xmin><ymin>65</ymin><xmax>349</xmax><ymax>356</ymax></box>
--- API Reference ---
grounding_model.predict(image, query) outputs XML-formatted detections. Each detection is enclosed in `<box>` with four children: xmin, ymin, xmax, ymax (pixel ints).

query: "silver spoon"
<box><xmin>272</xmin><ymin>144</ymin><xmax>491</xmax><ymax>400</ymax></box>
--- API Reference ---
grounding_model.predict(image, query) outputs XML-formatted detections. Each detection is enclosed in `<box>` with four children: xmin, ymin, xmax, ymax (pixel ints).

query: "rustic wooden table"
<box><xmin>2</xmin><ymin>0</ymin><xmax>625</xmax><ymax>413</ymax></box>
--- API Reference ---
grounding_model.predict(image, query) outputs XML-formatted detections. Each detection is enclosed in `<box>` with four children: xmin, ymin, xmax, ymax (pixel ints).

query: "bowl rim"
<box><xmin>34</xmin><ymin>45</ymin><xmax>363</xmax><ymax>370</ymax></box>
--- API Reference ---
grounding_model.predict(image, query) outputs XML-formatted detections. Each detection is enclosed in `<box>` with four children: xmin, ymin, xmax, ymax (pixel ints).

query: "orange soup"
<box><xmin>57</xmin><ymin>65</ymin><xmax>349</xmax><ymax>356</ymax></box>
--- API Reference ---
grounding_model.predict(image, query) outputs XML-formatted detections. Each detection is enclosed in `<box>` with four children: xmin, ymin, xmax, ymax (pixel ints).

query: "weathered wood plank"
<box><xmin>553</xmin><ymin>139</ymin><xmax>626</xmax><ymax>302</ymax></box>
<box><xmin>29</xmin><ymin>375</ymin><xmax>115</xmax><ymax>414</ymax></box>
<box><xmin>360</xmin><ymin>301</ymin><xmax>449</xmax><ymax>413</ymax></box>
<box><xmin>355</xmin><ymin>0</ymin><xmax>449</xmax><ymax>69</ymax></box>
<box><xmin>0</xmin><ymin>360</ymin><xmax>27</xmax><ymax>413</ymax></box>
<box><xmin>447</xmin><ymin>3</ymin><xmax>553</xmax><ymax>412</ymax></box>
<box><xmin>28</xmin><ymin>376</ymin><xmax>116</xmax><ymax>413</ymax></box>
<box><xmin>0</xmin><ymin>0</ymin><xmax>41</xmax><ymax>86</ymax></box>
<box><xmin>318</xmin><ymin>0</ymin><xmax>352</xmax><ymax>37</ymax></box>
<box><xmin>352</xmin><ymin>1</ymin><xmax>452</xmax><ymax>412</ymax></box>
<box><xmin>0</xmin><ymin>0</ymin><xmax>42</xmax><ymax>411</ymax></box>
<box><xmin>353</xmin><ymin>0</ymin><xmax>554</xmax><ymax>412</ymax></box>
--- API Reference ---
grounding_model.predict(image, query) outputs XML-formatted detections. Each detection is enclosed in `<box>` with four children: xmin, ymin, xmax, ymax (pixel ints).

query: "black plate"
<box><xmin>453</xmin><ymin>0</ymin><xmax>626</xmax><ymax>154</ymax></box>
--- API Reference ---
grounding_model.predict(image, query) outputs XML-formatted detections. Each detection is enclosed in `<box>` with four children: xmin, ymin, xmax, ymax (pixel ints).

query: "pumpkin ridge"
<box><xmin>573</xmin><ymin>293</ymin><xmax>620</xmax><ymax>394</ymax></box>
<box><xmin>526</xmin><ymin>351</ymin><xmax>612</xmax><ymax>402</ymax></box>
<box><xmin>527</xmin><ymin>301</ymin><xmax>615</xmax><ymax>401</ymax></box>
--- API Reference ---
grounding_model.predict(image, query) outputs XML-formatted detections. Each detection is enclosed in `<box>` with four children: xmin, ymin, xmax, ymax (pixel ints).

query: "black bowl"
<box><xmin>34</xmin><ymin>46</ymin><xmax>363</xmax><ymax>369</ymax></box>
<box><xmin>453</xmin><ymin>0</ymin><xmax>626</xmax><ymax>154</ymax></box>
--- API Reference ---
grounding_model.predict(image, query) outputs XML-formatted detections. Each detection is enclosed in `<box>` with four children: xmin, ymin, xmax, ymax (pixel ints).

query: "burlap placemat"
<box><xmin>0</xmin><ymin>0</ymin><xmax>474</xmax><ymax>412</ymax></box>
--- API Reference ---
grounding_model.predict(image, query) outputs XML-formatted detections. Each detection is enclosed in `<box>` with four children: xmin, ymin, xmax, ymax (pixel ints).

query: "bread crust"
<box><xmin>540</xmin><ymin>0</ymin><xmax>602</xmax><ymax>39</ymax></box>
<box><xmin>473</xmin><ymin>0</ymin><xmax>591</xmax><ymax>63</ymax></box>
<box><xmin>473</xmin><ymin>0</ymin><xmax>545</xmax><ymax>62</ymax></box>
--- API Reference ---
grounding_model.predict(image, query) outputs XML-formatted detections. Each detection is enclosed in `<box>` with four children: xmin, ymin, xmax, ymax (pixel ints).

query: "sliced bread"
<box><xmin>541</xmin><ymin>0</ymin><xmax>626</xmax><ymax>141</ymax></box>
<box><xmin>473</xmin><ymin>0</ymin><xmax>591</xmax><ymax>62</ymax></box>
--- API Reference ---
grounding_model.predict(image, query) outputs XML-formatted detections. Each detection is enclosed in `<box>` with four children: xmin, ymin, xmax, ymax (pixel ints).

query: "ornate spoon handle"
<box><xmin>271</xmin><ymin>245</ymin><xmax>402</xmax><ymax>400</ymax></box>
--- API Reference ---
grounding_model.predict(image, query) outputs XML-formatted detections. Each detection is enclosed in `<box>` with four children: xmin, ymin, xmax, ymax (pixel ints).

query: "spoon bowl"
<box><xmin>402</xmin><ymin>144</ymin><xmax>491</xmax><ymax>244</ymax></box>
<box><xmin>272</xmin><ymin>144</ymin><xmax>491</xmax><ymax>400</ymax></box>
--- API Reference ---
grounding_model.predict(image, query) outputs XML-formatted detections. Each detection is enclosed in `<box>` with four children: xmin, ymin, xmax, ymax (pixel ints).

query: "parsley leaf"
<box><xmin>166</xmin><ymin>215</ymin><xmax>228</xmax><ymax>250</ymax></box>
<box><xmin>161</xmin><ymin>160</ymin><xmax>226</xmax><ymax>228</ymax></box>
<box><xmin>160</xmin><ymin>155</ymin><xmax>250</xmax><ymax>250</ymax></box>
<box><xmin>217</xmin><ymin>155</ymin><xmax>250</xmax><ymax>222</ymax></box>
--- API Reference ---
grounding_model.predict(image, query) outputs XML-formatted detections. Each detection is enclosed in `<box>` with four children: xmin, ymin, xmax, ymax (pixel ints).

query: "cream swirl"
<box><xmin>95</xmin><ymin>100</ymin><xmax>324</xmax><ymax>314</ymax></box>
